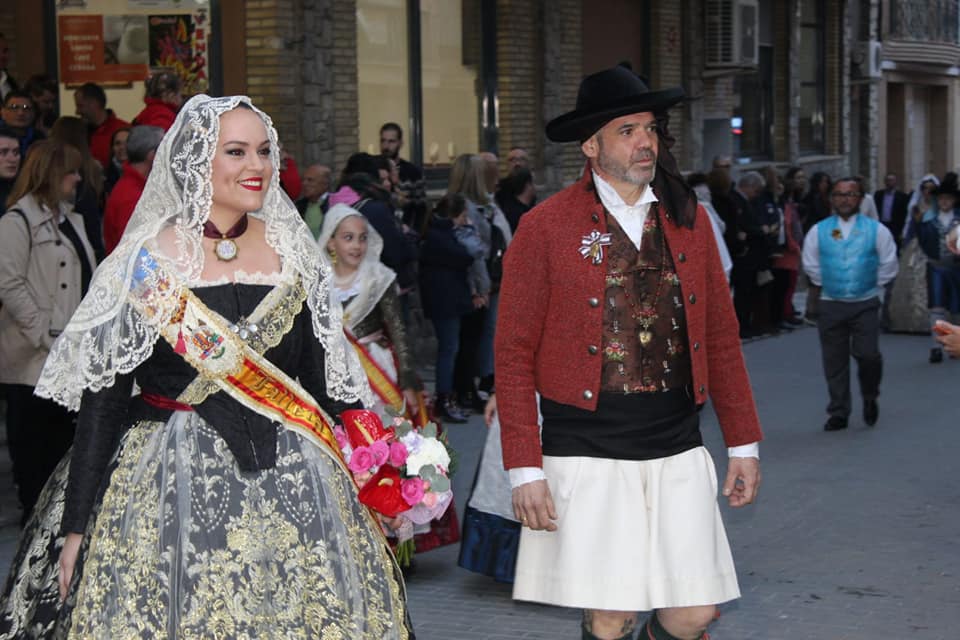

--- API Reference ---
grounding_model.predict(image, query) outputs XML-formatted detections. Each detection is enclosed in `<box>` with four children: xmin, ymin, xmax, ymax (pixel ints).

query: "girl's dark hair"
<box><xmin>433</xmin><ymin>192</ymin><xmax>467</xmax><ymax>219</ymax></box>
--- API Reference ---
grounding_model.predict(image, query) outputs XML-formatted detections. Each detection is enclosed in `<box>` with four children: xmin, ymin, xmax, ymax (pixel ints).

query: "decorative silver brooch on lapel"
<box><xmin>579</xmin><ymin>230</ymin><xmax>613</xmax><ymax>265</ymax></box>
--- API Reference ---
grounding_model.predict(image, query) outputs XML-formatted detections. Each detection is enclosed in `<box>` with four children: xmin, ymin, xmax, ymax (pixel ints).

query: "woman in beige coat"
<box><xmin>0</xmin><ymin>140</ymin><xmax>96</xmax><ymax>523</ymax></box>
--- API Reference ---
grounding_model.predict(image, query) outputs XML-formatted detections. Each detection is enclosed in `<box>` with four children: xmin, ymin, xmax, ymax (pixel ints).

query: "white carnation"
<box><xmin>404</xmin><ymin>438</ymin><xmax>450</xmax><ymax>475</ymax></box>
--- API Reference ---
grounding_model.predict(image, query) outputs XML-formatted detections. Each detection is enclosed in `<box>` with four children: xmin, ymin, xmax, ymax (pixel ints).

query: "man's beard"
<box><xmin>382</xmin><ymin>148</ymin><xmax>398</xmax><ymax>160</ymax></box>
<box><xmin>596</xmin><ymin>139</ymin><xmax>657</xmax><ymax>187</ymax></box>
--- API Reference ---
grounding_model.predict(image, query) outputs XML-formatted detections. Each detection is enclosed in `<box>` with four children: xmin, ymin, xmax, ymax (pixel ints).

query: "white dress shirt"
<box><xmin>508</xmin><ymin>174</ymin><xmax>759</xmax><ymax>489</ymax></box>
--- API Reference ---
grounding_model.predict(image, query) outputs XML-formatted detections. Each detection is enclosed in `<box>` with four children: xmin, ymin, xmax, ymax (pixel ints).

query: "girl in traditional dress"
<box><xmin>0</xmin><ymin>95</ymin><xmax>412</xmax><ymax>639</ymax></box>
<box><xmin>318</xmin><ymin>203</ymin><xmax>460</xmax><ymax>560</ymax></box>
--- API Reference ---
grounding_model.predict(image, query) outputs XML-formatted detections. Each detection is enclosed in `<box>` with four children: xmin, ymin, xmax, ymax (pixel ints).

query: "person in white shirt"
<box><xmin>802</xmin><ymin>177</ymin><xmax>898</xmax><ymax>432</ymax></box>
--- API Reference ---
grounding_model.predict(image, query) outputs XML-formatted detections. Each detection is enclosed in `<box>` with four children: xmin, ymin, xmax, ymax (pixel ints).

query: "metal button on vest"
<box><xmin>588</xmin><ymin>345</ymin><xmax>598</xmax><ymax>355</ymax></box>
<box><xmin>698</xmin><ymin>384</ymin><xmax>705</xmax><ymax>394</ymax></box>
<box><xmin>588</xmin><ymin>297</ymin><xmax>599</xmax><ymax>307</ymax></box>
<box><xmin>583</xmin><ymin>390</ymin><xmax>594</xmax><ymax>400</ymax></box>
<box><xmin>59</xmin><ymin>261</ymin><xmax>66</xmax><ymax>267</ymax></box>
<box><xmin>678</xmin><ymin>252</ymin><xmax>687</xmax><ymax>263</ymax></box>
<box><xmin>688</xmin><ymin>293</ymin><xmax>696</xmax><ymax>304</ymax></box>
<box><xmin>693</xmin><ymin>342</ymin><xmax>701</xmax><ymax>351</ymax></box>
<box><xmin>591</xmin><ymin>213</ymin><xmax>600</xmax><ymax>223</ymax></box>
<box><xmin>60</xmin><ymin>283</ymin><xmax>67</xmax><ymax>289</ymax></box>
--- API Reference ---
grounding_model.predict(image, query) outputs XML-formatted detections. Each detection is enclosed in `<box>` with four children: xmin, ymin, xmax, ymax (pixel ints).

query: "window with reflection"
<box><xmin>357</xmin><ymin>0</ymin><xmax>482</xmax><ymax>170</ymax></box>
<box><xmin>799</xmin><ymin>0</ymin><xmax>825</xmax><ymax>153</ymax></box>
<box><xmin>357</xmin><ymin>0</ymin><xmax>411</xmax><ymax>157</ymax></box>
<box><xmin>420</xmin><ymin>0</ymin><xmax>480</xmax><ymax>167</ymax></box>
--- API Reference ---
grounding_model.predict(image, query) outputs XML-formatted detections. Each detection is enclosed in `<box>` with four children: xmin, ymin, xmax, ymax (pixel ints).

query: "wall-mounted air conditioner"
<box><xmin>705</xmin><ymin>0</ymin><xmax>760</xmax><ymax>69</ymax></box>
<box><xmin>853</xmin><ymin>40</ymin><xmax>882</xmax><ymax>78</ymax></box>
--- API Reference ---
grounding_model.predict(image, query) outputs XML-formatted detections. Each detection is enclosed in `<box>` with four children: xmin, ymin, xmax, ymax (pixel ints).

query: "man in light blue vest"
<box><xmin>802</xmin><ymin>177</ymin><xmax>898</xmax><ymax>431</ymax></box>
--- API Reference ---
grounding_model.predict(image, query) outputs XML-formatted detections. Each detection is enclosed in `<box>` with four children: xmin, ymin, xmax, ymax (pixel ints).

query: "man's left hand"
<box><xmin>722</xmin><ymin>457</ymin><xmax>760</xmax><ymax>508</ymax></box>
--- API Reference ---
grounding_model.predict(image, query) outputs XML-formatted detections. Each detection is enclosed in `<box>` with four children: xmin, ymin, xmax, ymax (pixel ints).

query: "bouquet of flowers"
<box><xmin>335</xmin><ymin>409</ymin><xmax>456</xmax><ymax>565</ymax></box>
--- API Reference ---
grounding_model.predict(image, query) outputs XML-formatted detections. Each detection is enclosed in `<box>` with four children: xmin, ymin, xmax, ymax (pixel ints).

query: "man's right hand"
<box><xmin>59</xmin><ymin>532</ymin><xmax>83</xmax><ymax>601</ymax></box>
<box><xmin>512</xmin><ymin>479</ymin><xmax>558</xmax><ymax>531</ymax></box>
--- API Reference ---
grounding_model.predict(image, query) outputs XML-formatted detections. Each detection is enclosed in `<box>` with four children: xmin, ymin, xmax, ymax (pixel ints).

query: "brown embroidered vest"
<box><xmin>601</xmin><ymin>205</ymin><xmax>693</xmax><ymax>394</ymax></box>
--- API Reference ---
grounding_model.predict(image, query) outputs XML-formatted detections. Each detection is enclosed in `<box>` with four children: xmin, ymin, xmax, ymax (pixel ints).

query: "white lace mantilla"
<box><xmin>36</xmin><ymin>95</ymin><xmax>370</xmax><ymax>410</ymax></box>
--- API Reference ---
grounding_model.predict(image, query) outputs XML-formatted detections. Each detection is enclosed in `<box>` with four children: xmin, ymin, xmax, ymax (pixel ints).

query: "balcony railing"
<box><xmin>889</xmin><ymin>0</ymin><xmax>959</xmax><ymax>43</ymax></box>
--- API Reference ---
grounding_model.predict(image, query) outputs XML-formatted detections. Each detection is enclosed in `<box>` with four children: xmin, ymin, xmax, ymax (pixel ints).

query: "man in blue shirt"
<box><xmin>802</xmin><ymin>177</ymin><xmax>899</xmax><ymax>431</ymax></box>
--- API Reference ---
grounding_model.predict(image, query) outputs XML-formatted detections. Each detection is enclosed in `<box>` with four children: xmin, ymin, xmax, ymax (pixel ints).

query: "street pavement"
<box><xmin>1</xmin><ymin>326</ymin><xmax>959</xmax><ymax>638</ymax></box>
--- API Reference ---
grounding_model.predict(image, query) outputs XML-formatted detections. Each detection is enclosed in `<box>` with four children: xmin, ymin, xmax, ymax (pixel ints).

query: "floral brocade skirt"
<box><xmin>0</xmin><ymin>413</ymin><xmax>412</xmax><ymax>639</ymax></box>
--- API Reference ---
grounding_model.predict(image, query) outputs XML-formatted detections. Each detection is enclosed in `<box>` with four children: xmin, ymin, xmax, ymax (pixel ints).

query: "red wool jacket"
<box><xmin>103</xmin><ymin>163</ymin><xmax>147</xmax><ymax>255</ymax></box>
<box><xmin>133</xmin><ymin>98</ymin><xmax>177</xmax><ymax>131</ymax></box>
<box><xmin>88</xmin><ymin>110</ymin><xmax>130</xmax><ymax>169</ymax></box>
<box><xmin>495</xmin><ymin>172</ymin><xmax>763</xmax><ymax>469</ymax></box>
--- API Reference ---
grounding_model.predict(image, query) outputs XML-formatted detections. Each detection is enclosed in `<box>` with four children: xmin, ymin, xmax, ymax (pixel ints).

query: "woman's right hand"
<box><xmin>58</xmin><ymin>532</ymin><xmax>83</xmax><ymax>601</ymax></box>
<box><xmin>483</xmin><ymin>394</ymin><xmax>497</xmax><ymax>427</ymax></box>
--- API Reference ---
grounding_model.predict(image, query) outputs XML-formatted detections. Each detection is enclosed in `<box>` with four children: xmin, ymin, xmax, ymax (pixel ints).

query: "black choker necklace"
<box><xmin>203</xmin><ymin>214</ymin><xmax>248</xmax><ymax>261</ymax></box>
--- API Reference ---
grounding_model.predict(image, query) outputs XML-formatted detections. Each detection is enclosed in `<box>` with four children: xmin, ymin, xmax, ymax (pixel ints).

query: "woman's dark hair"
<box><xmin>433</xmin><ymin>192</ymin><xmax>467</xmax><ymax>220</ymax></box>
<box><xmin>340</xmin><ymin>152</ymin><xmax>381</xmax><ymax>184</ymax></box>
<box><xmin>810</xmin><ymin>171</ymin><xmax>831</xmax><ymax>193</ymax></box>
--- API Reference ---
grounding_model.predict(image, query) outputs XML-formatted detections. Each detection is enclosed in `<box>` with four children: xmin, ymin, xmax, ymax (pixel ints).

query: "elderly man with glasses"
<box><xmin>802</xmin><ymin>177</ymin><xmax>899</xmax><ymax>432</ymax></box>
<box><xmin>1</xmin><ymin>90</ymin><xmax>44</xmax><ymax>156</ymax></box>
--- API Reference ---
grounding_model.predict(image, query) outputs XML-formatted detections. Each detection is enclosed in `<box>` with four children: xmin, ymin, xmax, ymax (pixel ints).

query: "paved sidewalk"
<box><xmin>403</xmin><ymin>327</ymin><xmax>960</xmax><ymax>639</ymax></box>
<box><xmin>1</xmin><ymin>327</ymin><xmax>958</xmax><ymax>638</ymax></box>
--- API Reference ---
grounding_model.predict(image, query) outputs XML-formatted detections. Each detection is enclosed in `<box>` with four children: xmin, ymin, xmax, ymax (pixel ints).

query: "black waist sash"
<box><xmin>540</xmin><ymin>389</ymin><xmax>702</xmax><ymax>461</ymax></box>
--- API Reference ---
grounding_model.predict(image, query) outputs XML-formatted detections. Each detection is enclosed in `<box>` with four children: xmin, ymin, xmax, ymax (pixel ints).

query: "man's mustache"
<box><xmin>632</xmin><ymin>151</ymin><xmax>657</xmax><ymax>163</ymax></box>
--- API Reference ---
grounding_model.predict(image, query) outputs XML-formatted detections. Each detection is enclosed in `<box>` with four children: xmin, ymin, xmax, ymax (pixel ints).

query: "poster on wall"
<box><xmin>59</xmin><ymin>14</ymin><xmax>150</xmax><ymax>84</ymax></box>
<box><xmin>58</xmin><ymin>9</ymin><xmax>209</xmax><ymax>92</ymax></box>
<box><xmin>148</xmin><ymin>12</ymin><xmax>209</xmax><ymax>94</ymax></box>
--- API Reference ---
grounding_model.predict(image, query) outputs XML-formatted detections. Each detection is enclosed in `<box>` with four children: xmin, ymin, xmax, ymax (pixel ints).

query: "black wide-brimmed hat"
<box><xmin>546</xmin><ymin>66</ymin><xmax>685</xmax><ymax>143</ymax></box>
<box><xmin>935</xmin><ymin>172</ymin><xmax>959</xmax><ymax>199</ymax></box>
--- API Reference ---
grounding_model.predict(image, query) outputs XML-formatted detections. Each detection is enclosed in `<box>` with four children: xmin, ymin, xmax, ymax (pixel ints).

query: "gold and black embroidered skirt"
<box><xmin>0</xmin><ymin>414</ymin><xmax>412</xmax><ymax>639</ymax></box>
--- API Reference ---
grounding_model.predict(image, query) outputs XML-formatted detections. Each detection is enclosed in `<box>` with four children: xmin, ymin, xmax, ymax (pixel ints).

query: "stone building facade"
<box><xmin>2</xmin><ymin>0</ymin><xmax>957</xmax><ymax>195</ymax></box>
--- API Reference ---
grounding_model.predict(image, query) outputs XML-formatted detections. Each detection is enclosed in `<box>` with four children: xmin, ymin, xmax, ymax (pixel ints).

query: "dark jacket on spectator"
<box><xmin>419</xmin><ymin>217</ymin><xmax>474</xmax><ymax>320</ymax></box>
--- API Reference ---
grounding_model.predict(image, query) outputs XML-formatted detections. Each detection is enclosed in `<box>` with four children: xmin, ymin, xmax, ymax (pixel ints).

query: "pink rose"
<box><xmin>370</xmin><ymin>440</ymin><xmax>390</xmax><ymax>467</ymax></box>
<box><xmin>348</xmin><ymin>446</ymin><xmax>375</xmax><ymax>473</ymax></box>
<box><xmin>421</xmin><ymin>491</ymin><xmax>438</xmax><ymax>509</ymax></box>
<box><xmin>388</xmin><ymin>441</ymin><xmax>409</xmax><ymax>467</ymax></box>
<box><xmin>400</xmin><ymin>477</ymin><xmax>426</xmax><ymax>506</ymax></box>
<box><xmin>333</xmin><ymin>425</ymin><xmax>349</xmax><ymax>450</ymax></box>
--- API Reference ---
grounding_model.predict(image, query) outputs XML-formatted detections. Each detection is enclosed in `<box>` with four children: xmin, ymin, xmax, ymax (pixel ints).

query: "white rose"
<box><xmin>404</xmin><ymin>438</ymin><xmax>450</xmax><ymax>475</ymax></box>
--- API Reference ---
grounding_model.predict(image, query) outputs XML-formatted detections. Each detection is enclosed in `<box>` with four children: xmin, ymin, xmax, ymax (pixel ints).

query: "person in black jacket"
<box><xmin>873</xmin><ymin>172</ymin><xmax>910</xmax><ymax>249</ymax></box>
<box><xmin>420</xmin><ymin>193</ymin><xmax>475</xmax><ymax>423</ymax></box>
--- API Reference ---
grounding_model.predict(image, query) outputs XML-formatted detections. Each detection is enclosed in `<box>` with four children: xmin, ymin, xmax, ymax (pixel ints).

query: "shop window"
<box><xmin>357</xmin><ymin>0</ymin><xmax>411</xmax><ymax>158</ymax></box>
<box><xmin>357</xmin><ymin>0</ymin><xmax>481</xmax><ymax>170</ymax></box>
<box><xmin>420</xmin><ymin>0</ymin><xmax>480</xmax><ymax>167</ymax></box>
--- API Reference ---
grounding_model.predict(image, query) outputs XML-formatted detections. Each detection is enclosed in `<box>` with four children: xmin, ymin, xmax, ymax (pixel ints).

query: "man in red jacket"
<box><xmin>75</xmin><ymin>82</ymin><xmax>130</xmax><ymax>169</ymax></box>
<box><xmin>495</xmin><ymin>66</ymin><xmax>763</xmax><ymax>640</ymax></box>
<box><xmin>102</xmin><ymin>125</ymin><xmax>164</xmax><ymax>254</ymax></box>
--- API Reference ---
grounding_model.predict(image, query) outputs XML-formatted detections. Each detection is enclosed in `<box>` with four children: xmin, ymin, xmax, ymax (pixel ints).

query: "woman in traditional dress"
<box><xmin>915</xmin><ymin>175</ymin><xmax>960</xmax><ymax>363</ymax></box>
<box><xmin>319</xmin><ymin>202</ymin><xmax>459</xmax><ymax>560</ymax></box>
<box><xmin>0</xmin><ymin>95</ymin><xmax>412</xmax><ymax>639</ymax></box>
<box><xmin>888</xmin><ymin>175</ymin><xmax>939</xmax><ymax>333</ymax></box>
<box><xmin>457</xmin><ymin>393</ymin><xmax>522</xmax><ymax>583</ymax></box>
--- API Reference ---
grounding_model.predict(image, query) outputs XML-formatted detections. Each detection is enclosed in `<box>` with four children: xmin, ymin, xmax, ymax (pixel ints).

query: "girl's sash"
<box><xmin>345</xmin><ymin>330</ymin><xmax>429</xmax><ymax>428</ymax></box>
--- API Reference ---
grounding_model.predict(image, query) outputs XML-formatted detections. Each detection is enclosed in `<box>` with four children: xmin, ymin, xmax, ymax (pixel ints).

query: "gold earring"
<box><xmin>328</xmin><ymin>248</ymin><xmax>338</xmax><ymax>265</ymax></box>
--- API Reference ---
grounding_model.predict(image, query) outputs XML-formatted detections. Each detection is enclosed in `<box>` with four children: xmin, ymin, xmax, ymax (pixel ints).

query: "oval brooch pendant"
<box><xmin>214</xmin><ymin>239</ymin><xmax>238</xmax><ymax>261</ymax></box>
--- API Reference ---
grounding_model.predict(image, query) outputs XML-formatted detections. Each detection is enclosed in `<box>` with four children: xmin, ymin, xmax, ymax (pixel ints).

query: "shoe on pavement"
<box><xmin>930</xmin><ymin>348</ymin><xmax>944</xmax><ymax>363</ymax></box>
<box><xmin>863</xmin><ymin>399</ymin><xmax>878</xmax><ymax>426</ymax></box>
<box><xmin>437</xmin><ymin>394</ymin><xmax>467</xmax><ymax>424</ymax></box>
<box><xmin>824</xmin><ymin>416</ymin><xmax>848</xmax><ymax>431</ymax></box>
